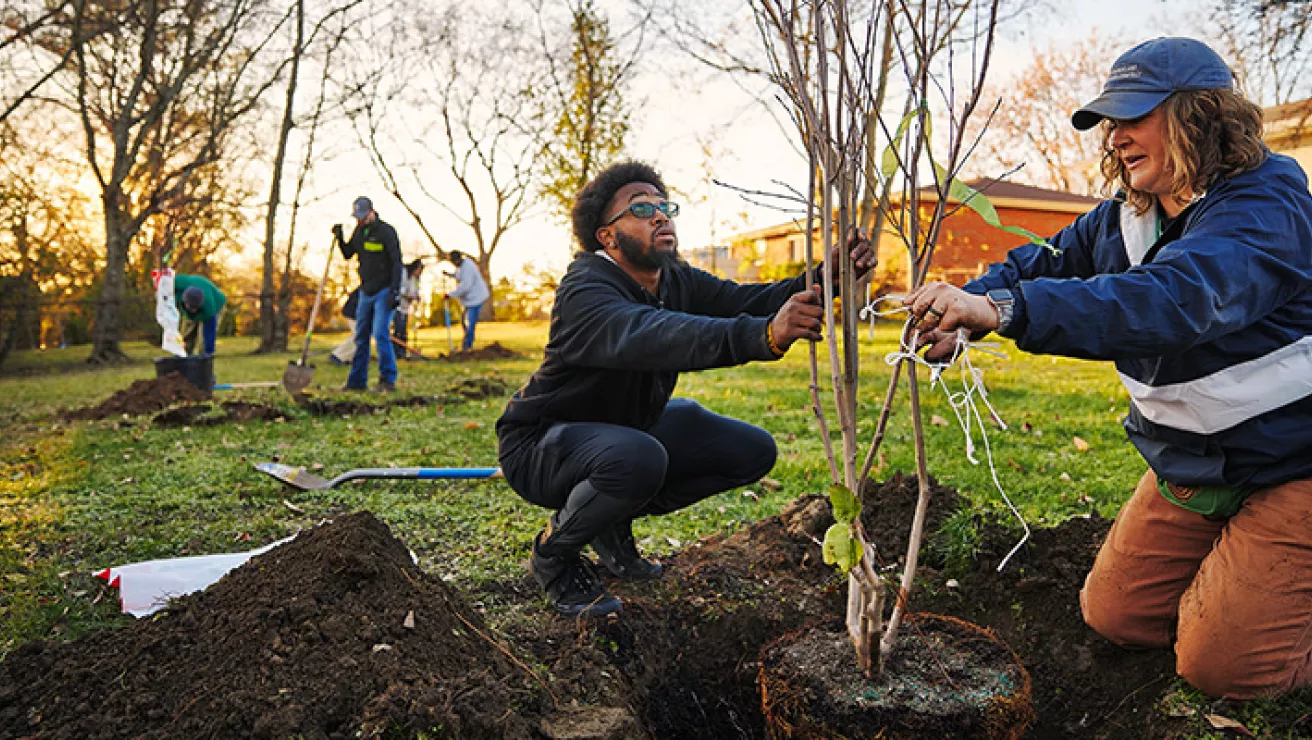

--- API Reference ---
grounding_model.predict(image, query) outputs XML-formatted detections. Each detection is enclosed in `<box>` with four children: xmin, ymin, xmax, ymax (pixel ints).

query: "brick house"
<box><xmin>1265</xmin><ymin>97</ymin><xmax>1312</xmax><ymax>186</ymax></box>
<box><xmin>723</xmin><ymin>179</ymin><xmax>1101</xmax><ymax>290</ymax></box>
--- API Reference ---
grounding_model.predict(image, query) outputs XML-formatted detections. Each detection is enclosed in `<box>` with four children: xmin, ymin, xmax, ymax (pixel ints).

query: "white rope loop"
<box><xmin>864</xmin><ymin>294</ymin><xmax>1031</xmax><ymax>573</ymax></box>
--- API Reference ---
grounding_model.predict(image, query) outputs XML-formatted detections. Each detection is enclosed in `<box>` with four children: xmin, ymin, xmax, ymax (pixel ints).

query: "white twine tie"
<box><xmin>860</xmin><ymin>296</ymin><xmax>1031</xmax><ymax>572</ymax></box>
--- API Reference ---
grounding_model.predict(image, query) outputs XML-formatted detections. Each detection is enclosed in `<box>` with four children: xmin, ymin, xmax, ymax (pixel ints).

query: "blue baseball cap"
<box><xmin>351</xmin><ymin>196</ymin><xmax>373</xmax><ymax>220</ymax></box>
<box><xmin>1072</xmin><ymin>37</ymin><xmax>1233</xmax><ymax>131</ymax></box>
<box><xmin>182</xmin><ymin>286</ymin><xmax>205</xmax><ymax>312</ymax></box>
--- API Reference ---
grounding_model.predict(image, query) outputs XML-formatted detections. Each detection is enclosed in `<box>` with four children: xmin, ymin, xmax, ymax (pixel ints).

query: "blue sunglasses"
<box><xmin>603</xmin><ymin>201</ymin><xmax>680</xmax><ymax>226</ymax></box>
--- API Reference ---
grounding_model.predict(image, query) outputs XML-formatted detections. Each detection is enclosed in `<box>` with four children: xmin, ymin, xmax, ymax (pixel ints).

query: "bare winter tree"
<box><xmin>1204</xmin><ymin>0</ymin><xmax>1312</xmax><ymax>106</ymax></box>
<box><xmin>964</xmin><ymin>32</ymin><xmax>1121</xmax><ymax>195</ymax></box>
<box><xmin>347</xmin><ymin>4</ymin><xmax>544</xmax><ymax>316</ymax></box>
<box><xmin>256</xmin><ymin>0</ymin><xmax>365</xmax><ymax>354</ymax></box>
<box><xmin>0</xmin><ymin>0</ymin><xmax>85</xmax><ymax>124</ymax></box>
<box><xmin>44</xmin><ymin>0</ymin><xmax>291</xmax><ymax>362</ymax></box>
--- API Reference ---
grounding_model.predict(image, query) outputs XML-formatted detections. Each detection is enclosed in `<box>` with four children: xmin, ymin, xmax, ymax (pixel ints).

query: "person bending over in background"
<box><xmin>496</xmin><ymin>161</ymin><xmax>875</xmax><ymax>618</ymax></box>
<box><xmin>905</xmin><ymin>37</ymin><xmax>1312</xmax><ymax>699</ymax></box>
<box><xmin>173</xmin><ymin>273</ymin><xmax>226</xmax><ymax>356</ymax></box>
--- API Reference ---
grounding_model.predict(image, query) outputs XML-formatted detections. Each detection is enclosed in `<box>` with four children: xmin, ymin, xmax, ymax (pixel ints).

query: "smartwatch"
<box><xmin>986</xmin><ymin>289</ymin><xmax>1015</xmax><ymax>334</ymax></box>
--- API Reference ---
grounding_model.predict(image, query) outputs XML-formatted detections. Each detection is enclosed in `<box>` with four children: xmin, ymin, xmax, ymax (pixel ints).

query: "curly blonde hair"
<box><xmin>1100</xmin><ymin>88</ymin><xmax>1267</xmax><ymax>215</ymax></box>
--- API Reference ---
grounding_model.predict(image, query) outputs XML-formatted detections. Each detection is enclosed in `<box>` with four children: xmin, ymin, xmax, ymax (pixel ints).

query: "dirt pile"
<box><xmin>153</xmin><ymin>400</ymin><xmax>286</xmax><ymax>427</ymax></box>
<box><xmin>0</xmin><ymin>512</ymin><xmax>544</xmax><ymax>739</ymax></box>
<box><xmin>67</xmin><ymin>373</ymin><xmax>211</xmax><ymax>420</ymax></box>
<box><xmin>445</xmin><ymin>376</ymin><xmax>511</xmax><ymax>399</ymax></box>
<box><xmin>442</xmin><ymin>341</ymin><xmax>521</xmax><ymax>361</ymax></box>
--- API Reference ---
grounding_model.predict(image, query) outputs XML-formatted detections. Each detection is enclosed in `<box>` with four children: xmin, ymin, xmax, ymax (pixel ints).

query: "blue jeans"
<box><xmin>347</xmin><ymin>288</ymin><xmax>397</xmax><ymax>388</ymax></box>
<box><xmin>462</xmin><ymin>302</ymin><xmax>483</xmax><ymax>351</ymax></box>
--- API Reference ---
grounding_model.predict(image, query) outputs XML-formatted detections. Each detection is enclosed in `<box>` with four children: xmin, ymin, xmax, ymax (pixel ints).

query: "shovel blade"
<box><xmin>282</xmin><ymin>361</ymin><xmax>315</xmax><ymax>395</ymax></box>
<box><xmin>255</xmin><ymin>461</ymin><xmax>332</xmax><ymax>491</ymax></box>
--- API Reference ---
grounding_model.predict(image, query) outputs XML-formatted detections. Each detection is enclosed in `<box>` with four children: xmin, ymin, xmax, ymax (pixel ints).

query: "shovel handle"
<box><xmin>299</xmin><ymin>238</ymin><xmax>335</xmax><ymax>365</ymax></box>
<box><xmin>328</xmin><ymin>467</ymin><xmax>503</xmax><ymax>486</ymax></box>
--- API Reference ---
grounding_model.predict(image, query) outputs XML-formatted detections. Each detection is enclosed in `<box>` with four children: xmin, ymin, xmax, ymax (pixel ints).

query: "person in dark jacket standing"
<box><xmin>496</xmin><ymin>161</ymin><xmax>875</xmax><ymax>618</ymax></box>
<box><xmin>906</xmin><ymin>38</ymin><xmax>1312</xmax><ymax>699</ymax></box>
<box><xmin>332</xmin><ymin>196</ymin><xmax>403</xmax><ymax>392</ymax></box>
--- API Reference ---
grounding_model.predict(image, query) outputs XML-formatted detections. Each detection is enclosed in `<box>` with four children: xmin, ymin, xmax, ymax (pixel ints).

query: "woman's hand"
<box><xmin>903</xmin><ymin>282</ymin><xmax>999</xmax><ymax>361</ymax></box>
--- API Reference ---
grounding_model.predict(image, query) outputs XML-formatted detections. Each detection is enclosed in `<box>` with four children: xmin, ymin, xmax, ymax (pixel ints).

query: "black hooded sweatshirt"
<box><xmin>496</xmin><ymin>251</ymin><xmax>816</xmax><ymax>461</ymax></box>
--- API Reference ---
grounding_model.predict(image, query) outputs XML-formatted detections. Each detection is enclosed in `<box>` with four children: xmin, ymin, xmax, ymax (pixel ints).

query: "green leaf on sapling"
<box><xmin>822</xmin><ymin>523</ymin><xmax>861</xmax><ymax>574</ymax></box>
<box><xmin>829</xmin><ymin>483</ymin><xmax>861</xmax><ymax>524</ymax></box>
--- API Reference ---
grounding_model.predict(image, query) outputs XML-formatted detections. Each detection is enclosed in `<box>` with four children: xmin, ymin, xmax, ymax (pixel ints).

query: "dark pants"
<box><xmin>392</xmin><ymin>312</ymin><xmax>409</xmax><ymax>358</ymax></box>
<box><xmin>180</xmin><ymin>307</ymin><xmax>223</xmax><ymax>356</ymax></box>
<box><xmin>502</xmin><ymin>399</ymin><xmax>777</xmax><ymax>557</ymax></box>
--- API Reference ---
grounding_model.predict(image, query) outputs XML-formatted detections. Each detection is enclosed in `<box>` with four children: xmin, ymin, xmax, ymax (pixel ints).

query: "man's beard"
<box><xmin>616</xmin><ymin>230</ymin><xmax>679</xmax><ymax>270</ymax></box>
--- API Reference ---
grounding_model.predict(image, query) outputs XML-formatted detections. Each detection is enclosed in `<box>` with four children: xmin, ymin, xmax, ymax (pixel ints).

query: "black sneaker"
<box><xmin>590</xmin><ymin>521</ymin><xmax>663</xmax><ymax>580</ymax></box>
<box><xmin>530</xmin><ymin>537</ymin><xmax>622</xmax><ymax>618</ymax></box>
<box><xmin>375</xmin><ymin>382</ymin><xmax>395</xmax><ymax>393</ymax></box>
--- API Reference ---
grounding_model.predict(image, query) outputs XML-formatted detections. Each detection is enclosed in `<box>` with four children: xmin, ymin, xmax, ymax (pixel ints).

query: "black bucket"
<box><xmin>154</xmin><ymin>354</ymin><xmax>215</xmax><ymax>392</ymax></box>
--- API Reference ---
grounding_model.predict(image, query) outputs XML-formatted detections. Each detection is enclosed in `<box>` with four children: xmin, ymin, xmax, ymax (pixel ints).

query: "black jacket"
<box><xmin>338</xmin><ymin>217</ymin><xmax>402</xmax><ymax>297</ymax></box>
<box><xmin>496</xmin><ymin>252</ymin><xmax>813</xmax><ymax>458</ymax></box>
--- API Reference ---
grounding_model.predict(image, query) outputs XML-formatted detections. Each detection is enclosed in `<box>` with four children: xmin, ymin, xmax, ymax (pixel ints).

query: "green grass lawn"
<box><xmin>0</xmin><ymin>321</ymin><xmax>1138</xmax><ymax>641</ymax></box>
<box><xmin>0</xmin><ymin>320</ymin><xmax>1303</xmax><ymax>736</ymax></box>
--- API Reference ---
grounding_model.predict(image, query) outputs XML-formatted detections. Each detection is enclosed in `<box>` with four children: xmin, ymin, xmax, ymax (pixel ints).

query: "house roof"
<box><xmin>935</xmin><ymin>178</ymin><xmax>1102</xmax><ymax>207</ymax></box>
<box><xmin>731</xmin><ymin>178</ymin><xmax>1100</xmax><ymax>242</ymax></box>
<box><xmin>1264</xmin><ymin>97</ymin><xmax>1312</xmax><ymax>151</ymax></box>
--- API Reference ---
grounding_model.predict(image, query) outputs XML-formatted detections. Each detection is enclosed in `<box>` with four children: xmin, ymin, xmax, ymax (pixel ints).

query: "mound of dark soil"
<box><xmin>441</xmin><ymin>341</ymin><xmax>521</xmax><ymax>362</ymax></box>
<box><xmin>153</xmin><ymin>401</ymin><xmax>286</xmax><ymax>427</ymax></box>
<box><xmin>493</xmin><ymin>476</ymin><xmax>1184</xmax><ymax>740</ymax></box>
<box><xmin>67</xmin><ymin>373</ymin><xmax>211</xmax><ymax>420</ymax></box>
<box><xmin>0</xmin><ymin>475</ymin><xmax>1202</xmax><ymax>739</ymax></box>
<box><xmin>0</xmin><ymin>513</ymin><xmax>543</xmax><ymax>739</ymax></box>
<box><xmin>446</xmin><ymin>376</ymin><xmax>511</xmax><ymax>399</ymax></box>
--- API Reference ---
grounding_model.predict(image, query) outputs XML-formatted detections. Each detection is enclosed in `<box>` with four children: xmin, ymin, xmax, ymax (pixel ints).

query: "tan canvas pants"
<box><xmin>1080</xmin><ymin>469</ymin><xmax>1312</xmax><ymax>699</ymax></box>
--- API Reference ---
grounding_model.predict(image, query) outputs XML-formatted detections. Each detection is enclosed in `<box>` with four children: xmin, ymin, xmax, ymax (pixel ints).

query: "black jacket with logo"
<box><xmin>496</xmin><ymin>251</ymin><xmax>814</xmax><ymax>460</ymax></box>
<box><xmin>339</xmin><ymin>217</ymin><xmax>402</xmax><ymax>297</ymax></box>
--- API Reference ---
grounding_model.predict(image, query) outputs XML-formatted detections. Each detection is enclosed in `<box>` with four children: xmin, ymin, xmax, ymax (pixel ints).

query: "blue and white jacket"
<box><xmin>965</xmin><ymin>153</ymin><xmax>1312</xmax><ymax>490</ymax></box>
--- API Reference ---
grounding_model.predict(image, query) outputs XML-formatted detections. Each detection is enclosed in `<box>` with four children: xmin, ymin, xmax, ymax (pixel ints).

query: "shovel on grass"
<box><xmin>283</xmin><ymin>237</ymin><xmax>335</xmax><ymax>395</ymax></box>
<box><xmin>255</xmin><ymin>461</ymin><xmax>502</xmax><ymax>492</ymax></box>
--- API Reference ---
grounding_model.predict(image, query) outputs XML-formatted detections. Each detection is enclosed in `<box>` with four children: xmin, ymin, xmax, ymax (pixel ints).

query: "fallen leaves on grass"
<box><xmin>930</xmin><ymin>414</ymin><xmax>950</xmax><ymax>427</ymax></box>
<box><xmin>282</xmin><ymin>500</ymin><xmax>304</xmax><ymax>514</ymax></box>
<box><xmin>1073</xmin><ymin>436</ymin><xmax>1090</xmax><ymax>452</ymax></box>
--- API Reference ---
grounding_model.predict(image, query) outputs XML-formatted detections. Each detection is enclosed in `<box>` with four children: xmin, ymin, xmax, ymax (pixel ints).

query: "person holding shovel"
<box><xmin>905</xmin><ymin>37</ymin><xmax>1312</xmax><ymax>699</ymax></box>
<box><xmin>443</xmin><ymin>250</ymin><xmax>489</xmax><ymax>352</ymax></box>
<box><xmin>173</xmin><ymin>273</ymin><xmax>226</xmax><ymax>356</ymax></box>
<box><xmin>332</xmin><ymin>196</ymin><xmax>402</xmax><ymax>392</ymax></box>
<box><xmin>496</xmin><ymin>161</ymin><xmax>876</xmax><ymax>618</ymax></box>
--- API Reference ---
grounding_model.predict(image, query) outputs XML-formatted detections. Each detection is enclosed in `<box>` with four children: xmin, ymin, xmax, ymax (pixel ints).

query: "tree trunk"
<box><xmin>90</xmin><ymin>203</ymin><xmax>132</xmax><ymax>363</ymax></box>
<box><xmin>476</xmin><ymin>255</ymin><xmax>496</xmax><ymax>321</ymax></box>
<box><xmin>257</xmin><ymin>0</ymin><xmax>304</xmax><ymax>354</ymax></box>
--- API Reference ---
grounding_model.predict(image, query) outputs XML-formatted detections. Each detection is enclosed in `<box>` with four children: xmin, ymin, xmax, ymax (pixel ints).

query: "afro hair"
<box><xmin>571</xmin><ymin>161</ymin><xmax>667</xmax><ymax>253</ymax></box>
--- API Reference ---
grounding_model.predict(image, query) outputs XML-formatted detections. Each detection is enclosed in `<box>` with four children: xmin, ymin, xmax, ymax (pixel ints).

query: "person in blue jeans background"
<box><xmin>444</xmin><ymin>250</ymin><xmax>489</xmax><ymax>351</ymax></box>
<box><xmin>332</xmin><ymin>196</ymin><xmax>402</xmax><ymax>392</ymax></box>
